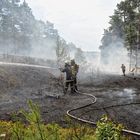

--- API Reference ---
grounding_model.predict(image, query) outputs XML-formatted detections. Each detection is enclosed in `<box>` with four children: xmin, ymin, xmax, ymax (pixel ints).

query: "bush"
<box><xmin>95</xmin><ymin>115</ymin><xmax>129</xmax><ymax>140</ymax></box>
<box><xmin>0</xmin><ymin>101</ymin><xmax>130</xmax><ymax>140</ymax></box>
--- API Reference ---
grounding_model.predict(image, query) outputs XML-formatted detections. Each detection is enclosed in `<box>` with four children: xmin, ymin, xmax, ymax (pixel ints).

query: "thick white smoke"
<box><xmin>100</xmin><ymin>39</ymin><xmax>129</xmax><ymax>74</ymax></box>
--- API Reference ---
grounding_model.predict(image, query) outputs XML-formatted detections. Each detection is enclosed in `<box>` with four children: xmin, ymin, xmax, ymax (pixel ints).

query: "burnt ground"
<box><xmin>0</xmin><ymin>64</ymin><xmax>140</xmax><ymax>139</ymax></box>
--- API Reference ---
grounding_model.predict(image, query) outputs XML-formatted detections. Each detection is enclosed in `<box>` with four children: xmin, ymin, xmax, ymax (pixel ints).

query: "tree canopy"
<box><xmin>100</xmin><ymin>0</ymin><xmax>140</xmax><ymax>51</ymax></box>
<box><xmin>0</xmin><ymin>0</ymin><xmax>59</xmax><ymax>55</ymax></box>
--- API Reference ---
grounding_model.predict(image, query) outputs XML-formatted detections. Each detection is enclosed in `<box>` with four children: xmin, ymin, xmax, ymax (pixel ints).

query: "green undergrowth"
<box><xmin>0</xmin><ymin>101</ymin><xmax>131</xmax><ymax>140</ymax></box>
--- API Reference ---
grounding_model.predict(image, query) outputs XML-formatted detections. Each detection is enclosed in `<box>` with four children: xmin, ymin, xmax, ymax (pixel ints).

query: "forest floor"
<box><xmin>0</xmin><ymin>64</ymin><xmax>140</xmax><ymax>139</ymax></box>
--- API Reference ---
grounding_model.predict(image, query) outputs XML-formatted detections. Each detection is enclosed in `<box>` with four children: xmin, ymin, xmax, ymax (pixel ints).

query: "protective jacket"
<box><xmin>121</xmin><ymin>65</ymin><xmax>126</xmax><ymax>71</ymax></box>
<box><xmin>61</xmin><ymin>64</ymin><xmax>73</xmax><ymax>80</ymax></box>
<box><xmin>71</xmin><ymin>64</ymin><xmax>79</xmax><ymax>77</ymax></box>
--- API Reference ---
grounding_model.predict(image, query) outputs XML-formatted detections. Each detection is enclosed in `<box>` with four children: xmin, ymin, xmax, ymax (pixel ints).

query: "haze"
<box><xmin>26</xmin><ymin>0</ymin><xmax>122</xmax><ymax>52</ymax></box>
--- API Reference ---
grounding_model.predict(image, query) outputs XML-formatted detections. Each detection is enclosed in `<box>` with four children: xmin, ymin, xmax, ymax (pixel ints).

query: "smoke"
<box><xmin>78</xmin><ymin>38</ymin><xmax>130</xmax><ymax>83</ymax></box>
<box><xmin>100</xmin><ymin>39</ymin><xmax>129</xmax><ymax>74</ymax></box>
<box><xmin>30</xmin><ymin>38</ymin><xmax>57</xmax><ymax>60</ymax></box>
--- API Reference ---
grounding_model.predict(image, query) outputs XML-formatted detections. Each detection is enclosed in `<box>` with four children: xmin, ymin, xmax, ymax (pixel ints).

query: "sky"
<box><xmin>26</xmin><ymin>0</ymin><xmax>122</xmax><ymax>52</ymax></box>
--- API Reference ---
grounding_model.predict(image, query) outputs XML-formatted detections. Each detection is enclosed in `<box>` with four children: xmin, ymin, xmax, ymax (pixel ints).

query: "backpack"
<box><xmin>75</xmin><ymin>64</ymin><xmax>79</xmax><ymax>73</ymax></box>
<box><xmin>71</xmin><ymin>64</ymin><xmax>79</xmax><ymax>77</ymax></box>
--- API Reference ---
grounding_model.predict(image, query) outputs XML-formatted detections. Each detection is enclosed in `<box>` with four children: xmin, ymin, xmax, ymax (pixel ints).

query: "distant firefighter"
<box><xmin>71</xmin><ymin>59</ymin><xmax>79</xmax><ymax>92</ymax></box>
<box><xmin>121</xmin><ymin>64</ymin><xmax>126</xmax><ymax>76</ymax></box>
<box><xmin>60</xmin><ymin>62</ymin><xmax>74</xmax><ymax>94</ymax></box>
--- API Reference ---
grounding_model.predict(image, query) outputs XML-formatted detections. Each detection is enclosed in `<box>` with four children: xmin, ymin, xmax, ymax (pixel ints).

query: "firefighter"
<box><xmin>71</xmin><ymin>59</ymin><xmax>79</xmax><ymax>92</ymax></box>
<box><xmin>60</xmin><ymin>62</ymin><xmax>74</xmax><ymax>94</ymax></box>
<box><xmin>121</xmin><ymin>64</ymin><xmax>126</xmax><ymax>76</ymax></box>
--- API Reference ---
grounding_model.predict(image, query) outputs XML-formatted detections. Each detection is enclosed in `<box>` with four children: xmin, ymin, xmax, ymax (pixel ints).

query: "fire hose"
<box><xmin>67</xmin><ymin>90</ymin><xmax>140</xmax><ymax>136</ymax></box>
<box><xmin>0</xmin><ymin>62</ymin><xmax>140</xmax><ymax>136</ymax></box>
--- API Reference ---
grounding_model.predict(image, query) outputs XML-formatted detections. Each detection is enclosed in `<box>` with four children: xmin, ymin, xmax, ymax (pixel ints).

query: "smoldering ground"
<box><xmin>0</xmin><ymin>63</ymin><xmax>140</xmax><ymax>140</ymax></box>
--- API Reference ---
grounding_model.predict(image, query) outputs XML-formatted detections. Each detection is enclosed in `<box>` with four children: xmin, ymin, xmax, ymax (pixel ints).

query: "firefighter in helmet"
<box><xmin>59</xmin><ymin>61</ymin><xmax>74</xmax><ymax>94</ymax></box>
<box><xmin>71</xmin><ymin>59</ymin><xmax>79</xmax><ymax>92</ymax></box>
